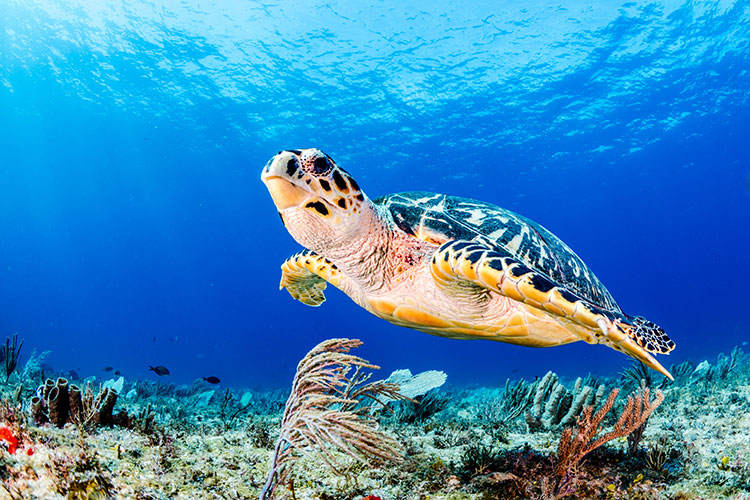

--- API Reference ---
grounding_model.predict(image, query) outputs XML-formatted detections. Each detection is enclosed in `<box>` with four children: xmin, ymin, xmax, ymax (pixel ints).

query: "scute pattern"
<box><xmin>431</xmin><ymin>239</ymin><xmax>675</xmax><ymax>359</ymax></box>
<box><xmin>376</xmin><ymin>191</ymin><xmax>621</xmax><ymax>313</ymax></box>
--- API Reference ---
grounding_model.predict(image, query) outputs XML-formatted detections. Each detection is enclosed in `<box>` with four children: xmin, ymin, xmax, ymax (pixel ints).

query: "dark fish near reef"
<box><xmin>113</xmin><ymin>370</ymin><xmax>122</xmax><ymax>376</ymax></box>
<box><xmin>149</xmin><ymin>365</ymin><xmax>170</xmax><ymax>376</ymax></box>
<box><xmin>102</xmin><ymin>366</ymin><xmax>113</xmax><ymax>372</ymax></box>
<box><xmin>202</xmin><ymin>376</ymin><xmax>221</xmax><ymax>384</ymax></box>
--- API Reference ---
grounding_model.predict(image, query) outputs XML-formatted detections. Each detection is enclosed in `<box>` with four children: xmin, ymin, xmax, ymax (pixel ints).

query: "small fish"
<box><xmin>202</xmin><ymin>376</ymin><xmax>221</xmax><ymax>384</ymax></box>
<box><xmin>149</xmin><ymin>365</ymin><xmax>170</xmax><ymax>376</ymax></box>
<box><xmin>102</xmin><ymin>366</ymin><xmax>113</xmax><ymax>372</ymax></box>
<box><xmin>113</xmin><ymin>370</ymin><xmax>122</xmax><ymax>376</ymax></box>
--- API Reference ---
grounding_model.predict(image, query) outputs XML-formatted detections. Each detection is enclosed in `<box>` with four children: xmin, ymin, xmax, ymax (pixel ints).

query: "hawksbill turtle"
<box><xmin>261</xmin><ymin>149</ymin><xmax>676</xmax><ymax>378</ymax></box>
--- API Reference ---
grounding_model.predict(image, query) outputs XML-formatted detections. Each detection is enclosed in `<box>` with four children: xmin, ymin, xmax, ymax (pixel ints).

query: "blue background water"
<box><xmin>1</xmin><ymin>0</ymin><xmax>748</xmax><ymax>388</ymax></box>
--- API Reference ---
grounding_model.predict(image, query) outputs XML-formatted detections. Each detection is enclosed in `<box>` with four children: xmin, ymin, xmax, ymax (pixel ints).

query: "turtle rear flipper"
<box><xmin>613</xmin><ymin>315</ymin><xmax>675</xmax><ymax>355</ymax></box>
<box><xmin>280</xmin><ymin>250</ymin><xmax>346</xmax><ymax>306</ymax></box>
<box><xmin>594</xmin><ymin>314</ymin><xmax>675</xmax><ymax>380</ymax></box>
<box><xmin>431</xmin><ymin>240</ymin><xmax>675</xmax><ymax>379</ymax></box>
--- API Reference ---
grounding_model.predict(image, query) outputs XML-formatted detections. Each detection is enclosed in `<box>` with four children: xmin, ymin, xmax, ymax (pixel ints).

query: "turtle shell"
<box><xmin>375</xmin><ymin>191</ymin><xmax>620</xmax><ymax>313</ymax></box>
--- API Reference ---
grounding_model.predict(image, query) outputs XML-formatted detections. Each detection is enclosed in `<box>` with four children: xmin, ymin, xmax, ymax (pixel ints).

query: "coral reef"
<box><xmin>31</xmin><ymin>378</ymin><xmax>121</xmax><ymax>431</ymax></box>
<box><xmin>524</xmin><ymin>370</ymin><xmax>608</xmax><ymax>431</ymax></box>
<box><xmin>258</xmin><ymin>338</ymin><xmax>407</xmax><ymax>500</ymax></box>
<box><xmin>550</xmin><ymin>386</ymin><xmax>664</xmax><ymax>497</ymax></box>
<box><xmin>1</xmin><ymin>344</ymin><xmax>750</xmax><ymax>499</ymax></box>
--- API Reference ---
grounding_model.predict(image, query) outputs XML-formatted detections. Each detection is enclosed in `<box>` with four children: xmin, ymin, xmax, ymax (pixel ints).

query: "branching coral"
<box><xmin>219</xmin><ymin>388</ymin><xmax>254</xmax><ymax>430</ymax></box>
<box><xmin>456</xmin><ymin>443</ymin><xmax>504</xmax><ymax>479</ymax></box>
<box><xmin>1</xmin><ymin>334</ymin><xmax>24</xmax><ymax>382</ymax></box>
<box><xmin>621</xmin><ymin>361</ymin><xmax>653</xmax><ymax>390</ymax></box>
<box><xmin>258</xmin><ymin>338</ymin><xmax>407</xmax><ymax>500</ymax></box>
<box><xmin>710</xmin><ymin>346</ymin><xmax>745</xmax><ymax>380</ymax></box>
<box><xmin>474</xmin><ymin>378</ymin><xmax>536</xmax><ymax>428</ymax></box>
<box><xmin>645</xmin><ymin>436</ymin><xmax>671</xmax><ymax>472</ymax></box>
<box><xmin>549</xmin><ymin>386</ymin><xmax>665</xmax><ymax>498</ymax></box>
<box><xmin>389</xmin><ymin>390</ymin><xmax>450</xmax><ymax>424</ymax></box>
<box><xmin>498</xmin><ymin>378</ymin><xmax>536</xmax><ymax>421</ymax></box>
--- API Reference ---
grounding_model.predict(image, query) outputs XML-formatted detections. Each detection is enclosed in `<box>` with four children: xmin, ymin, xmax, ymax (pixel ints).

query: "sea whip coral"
<box><xmin>1</xmin><ymin>334</ymin><xmax>24</xmax><ymax>382</ymax></box>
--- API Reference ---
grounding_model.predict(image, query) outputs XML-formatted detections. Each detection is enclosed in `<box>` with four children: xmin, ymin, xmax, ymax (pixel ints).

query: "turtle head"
<box><xmin>261</xmin><ymin>149</ymin><xmax>372</xmax><ymax>253</ymax></box>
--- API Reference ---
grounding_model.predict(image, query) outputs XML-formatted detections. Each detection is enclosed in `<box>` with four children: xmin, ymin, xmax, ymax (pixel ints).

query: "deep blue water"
<box><xmin>1</xmin><ymin>0</ymin><xmax>749</xmax><ymax>388</ymax></box>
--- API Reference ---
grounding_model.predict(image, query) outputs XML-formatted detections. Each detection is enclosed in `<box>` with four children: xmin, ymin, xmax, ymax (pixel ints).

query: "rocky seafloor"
<box><xmin>2</xmin><ymin>346</ymin><xmax>750</xmax><ymax>500</ymax></box>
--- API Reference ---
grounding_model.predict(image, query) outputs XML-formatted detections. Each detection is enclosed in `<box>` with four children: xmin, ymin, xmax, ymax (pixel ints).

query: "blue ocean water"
<box><xmin>1</xmin><ymin>0</ymin><xmax>748</xmax><ymax>389</ymax></box>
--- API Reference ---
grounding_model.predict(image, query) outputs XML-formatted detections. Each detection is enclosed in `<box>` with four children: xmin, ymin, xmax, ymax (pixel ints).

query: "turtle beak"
<box><xmin>261</xmin><ymin>151</ymin><xmax>313</xmax><ymax>210</ymax></box>
<box><xmin>263</xmin><ymin>176</ymin><xmax>310</xmax><ymax>210</ymax></box>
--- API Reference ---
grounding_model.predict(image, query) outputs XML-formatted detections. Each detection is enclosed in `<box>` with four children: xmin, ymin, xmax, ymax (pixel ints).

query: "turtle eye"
<box><xmin>312</xmin><ymin>156</ymin><xmax>331</xmax><ymax>175</ymax></box>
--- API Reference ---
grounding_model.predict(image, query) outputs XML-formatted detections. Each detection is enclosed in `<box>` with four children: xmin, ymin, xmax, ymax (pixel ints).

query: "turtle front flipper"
<box><xmin>431</xmin><ymin>240</ymin><xmax>675</xmax><ymax>379</ymax></box>
<box><xmin>280</xmin><ymin>250</ymin><xmax>345</xmax><ymax>307</ymax></box>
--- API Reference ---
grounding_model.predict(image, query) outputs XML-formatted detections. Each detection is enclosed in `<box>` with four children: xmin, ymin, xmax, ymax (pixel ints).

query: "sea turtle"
<box><xmin>261</xmin><ymin>149</ymin><xmax>676</xmax><ymax>378</ymax></box>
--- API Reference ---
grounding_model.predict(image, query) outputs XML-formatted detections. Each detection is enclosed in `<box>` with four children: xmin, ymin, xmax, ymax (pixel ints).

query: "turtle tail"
<box><xmin>614</xmin><ymin>314</ymin><xmax>676</xmax><ymax>356</ymax></box>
